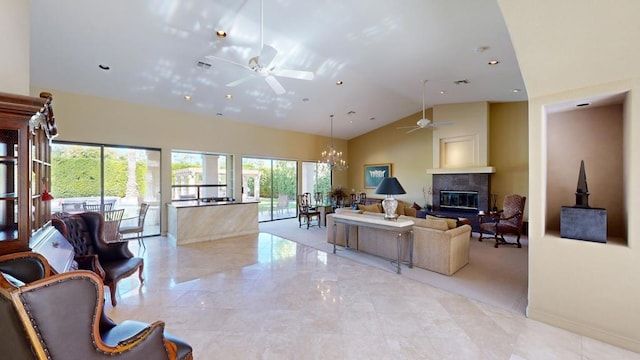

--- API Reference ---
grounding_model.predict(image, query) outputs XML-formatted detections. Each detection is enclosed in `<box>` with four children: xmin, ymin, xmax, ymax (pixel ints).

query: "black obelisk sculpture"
<box><xmin>560</xmin><ymin>160</ymin><xmax>607</xmax><ymax>242</ymax></box>
<box><xmin>574</xmin><ymin>160</ymin><xmax>590</xmax><ymax>208</ymax></box>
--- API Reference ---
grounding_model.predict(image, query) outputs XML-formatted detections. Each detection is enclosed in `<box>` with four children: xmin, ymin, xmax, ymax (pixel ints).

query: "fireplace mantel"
<box><xmin>426</xmin><ymin>166</ymin><xmax>495</xmax><ymax>175</ymax></box>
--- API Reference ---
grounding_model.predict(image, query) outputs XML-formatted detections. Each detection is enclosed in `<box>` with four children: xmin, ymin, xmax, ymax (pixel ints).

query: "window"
<box><xmin>51</xmin><ymin>141</ymin><xmax>161</xmax><ymax>238</ymax></box>
<box><xmin>301</xmin><ymin>161</ymin><xmax>331</xmax><ymax>203</ymax></box>
<box><xmin>171</xmin><ymin>151</ymin><xmax>234</xmax><ymax>201</ymax></box>
<box><xmin>242</xmin><ymin>157</ymin><xmax>297</xmax><ymax>221</ymax></box>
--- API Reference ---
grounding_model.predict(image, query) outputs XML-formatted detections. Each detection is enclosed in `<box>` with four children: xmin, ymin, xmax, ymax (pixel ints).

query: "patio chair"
<box><xmin>61</xmin><ymin>201</ymin><xmax>86</xmax><ymax>213</ymax></box>
<box><xmin>276</xmin><ymin>194</ymin><xmax>289</xmax><ymax>215</ymax></box>
<box><xmin>119</xmin><ymin>203</ymin><xmax>150</xmax><ymax>248</ymax></box>
<box><xmin>102</xmin><ymin>208</ymin><xmax>125</xmax><ymax>243</ymax></box>
<box><xmin>83</xmin><ymin>202</ymin><xmax>114</xmax><ymax>212</ymax></box>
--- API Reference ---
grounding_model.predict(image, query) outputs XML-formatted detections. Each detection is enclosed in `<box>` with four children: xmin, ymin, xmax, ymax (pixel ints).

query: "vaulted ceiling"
<box><xmin>30</xmin><ymin>0</ymin><xmax>526</xmax><ymax>139</ymax></box>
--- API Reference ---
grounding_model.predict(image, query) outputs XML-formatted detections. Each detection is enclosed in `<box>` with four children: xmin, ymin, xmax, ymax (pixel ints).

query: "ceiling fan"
<box><xmin>398</xmin><ymin>80</ymin><xmax>453</xmax><ymax>133</ymax></box>
<box><xmin>206</xmin><ymin>0</ymin><xmax>314</xmax><ymax>95</ymax></box>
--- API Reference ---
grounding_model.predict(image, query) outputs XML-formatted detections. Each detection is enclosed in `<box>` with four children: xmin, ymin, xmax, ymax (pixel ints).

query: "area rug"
<box><xmin>259</xmin><ymin>218</ymin><xmax>529</xmax><ymax>314</ymax></box>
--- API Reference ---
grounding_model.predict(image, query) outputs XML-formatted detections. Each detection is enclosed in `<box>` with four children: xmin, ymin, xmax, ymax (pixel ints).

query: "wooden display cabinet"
<box><xmin>0</xmin><ymin>92</ymin><xmax>65</xmax><ymax>261</ymax></box>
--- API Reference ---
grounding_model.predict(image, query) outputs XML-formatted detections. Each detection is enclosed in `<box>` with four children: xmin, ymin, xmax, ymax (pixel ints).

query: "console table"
<box><xmin>331</xmin><ymin>213</ymin><xmax>414</xmax><ymax>274</ymax></box>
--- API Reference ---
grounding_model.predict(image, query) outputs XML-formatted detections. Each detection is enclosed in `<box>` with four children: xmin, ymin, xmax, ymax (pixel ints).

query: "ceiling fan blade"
<box><xmin>226</xmin><ymin>75</ymin><xmax>255</xmax><ymax>87</ymax></box>
<box><xmin>259</xmin><ymin>44</ymin><xmax>278</xmax><ymax>67</ymax></box>
<box><xmin>406</xmin><ymin>127</ymin><xmax>423</xmax><ymax>134</ymax></box>
<box><xmin>265</xmin><ymin>75</ymin><xmax>286</xmax><ymax>95</ymax></box>
<box><xmin>397</xmin><ymin>125</ymin><xmax>418</xmax><ymax>130</ymax></box>
<box><xmin>271</xmin><ymin>68</ymin><xmax>314</xmax><ymax>80</ymax></box>
<box><xmin>429</xmin><ymin>121</ymin><xmax>455</xmax><ymax>128</ymax></box>
<box><xmin>205</xmin><ymin>55</ymin><xmax>250</xmax><ymax>70</ymax></box>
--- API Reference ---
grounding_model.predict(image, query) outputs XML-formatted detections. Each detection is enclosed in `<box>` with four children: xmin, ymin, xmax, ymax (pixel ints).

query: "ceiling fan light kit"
<box><xmin>206</xmin><ymin>0</ymin><xmax>314</xmax><ymax>95</ymax></box>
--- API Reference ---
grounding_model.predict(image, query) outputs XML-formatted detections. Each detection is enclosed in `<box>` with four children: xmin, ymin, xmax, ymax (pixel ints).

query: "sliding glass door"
<box><xmin>301</xmin><ymin>161</ymin><xmax>331</xmax><ymax>204</ymax></box>
<box><xmin>242</xmin><ymin>157</ymin><xmax>297</xmax><ymax>222</ymax></box>
<box><xmin>51</xmin><ymin>142</ymin><xmax>161</xmax><ymax>237</ymax></box>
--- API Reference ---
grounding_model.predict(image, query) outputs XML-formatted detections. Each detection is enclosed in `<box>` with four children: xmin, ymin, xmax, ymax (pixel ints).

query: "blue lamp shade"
<box><xmin>374</xmin><ymin>177</ymin><xmax>406</xmax><ymax>195</ymax></box>
<box><xmin>375</xmin><ymin>177</ymin><xmax>405</xmax><ymax>219</ymax></box>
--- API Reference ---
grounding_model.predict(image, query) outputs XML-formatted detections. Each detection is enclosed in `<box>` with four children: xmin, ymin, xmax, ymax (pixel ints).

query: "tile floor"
<box><xmin>106</xmin><ymin>233</ymin><xmax>639</xmax><ymax>359</ymax></box>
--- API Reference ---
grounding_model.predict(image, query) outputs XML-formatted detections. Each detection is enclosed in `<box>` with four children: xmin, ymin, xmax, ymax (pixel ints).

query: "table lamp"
<box><xmin>374</xmin><ymin>177</ymin><xmax>406</xmax><ymax>220</ymax></box>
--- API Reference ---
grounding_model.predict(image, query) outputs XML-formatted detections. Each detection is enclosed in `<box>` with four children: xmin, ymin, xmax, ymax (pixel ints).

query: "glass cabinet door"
<box><xmin>0</xmin><ymin>128</ymin><xmax>20</xmax><ymax>242</ymax></box>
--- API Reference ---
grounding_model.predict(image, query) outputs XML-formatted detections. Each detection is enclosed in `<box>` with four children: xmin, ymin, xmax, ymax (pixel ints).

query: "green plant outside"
<box><xmin>51</xmin><ymin>147</ymin><xmax>147</xmax><ymax>198</ymax></box>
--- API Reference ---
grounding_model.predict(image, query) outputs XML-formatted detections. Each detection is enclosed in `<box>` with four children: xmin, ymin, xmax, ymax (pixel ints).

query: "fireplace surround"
<box><xmin>432</xmin><ymin>173</ymin><xmax>490</xmax><ymax>212</ymax></box>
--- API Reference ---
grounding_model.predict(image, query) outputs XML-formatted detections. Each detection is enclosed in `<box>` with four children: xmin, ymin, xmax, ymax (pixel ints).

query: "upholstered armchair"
<box><xmin>52</xmin><ymin>212</ymin><xmax>144</xmax><ymax>306</ymax></box>
<box><xmin>0</xmin><ymin>251</ymin><xmax>193</xmax><ymax>360</ymax></box>
<box><xmin>479</xmin><ymin>194</ymin><xmax>527</xmax><ymax>248</ymax></box>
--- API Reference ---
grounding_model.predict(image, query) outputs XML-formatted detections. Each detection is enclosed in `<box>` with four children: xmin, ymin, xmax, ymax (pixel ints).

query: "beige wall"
<box><xmin>0</xmin><ymin>0</ymin><xmax>30</xmax><ymax>94</ymax></box>
<box><xmin>348</xmin><ymin>102</ymin><xmax>529</xmax><ymax>211</ymax></box>
<box><xmin>500</xmin><ymin>0</ymin><xmax>640</xmax><ymax>352</ymax></box>
<box><xmin>33</xmin><ymin>88</ymin><xmax>347</xmax><ymax>233</ymax></box>
<box><xmin>546</xmin><ymin>104</ymin><xmax>624</xmax><ymax>238</ymax></box>
<box><xmin>348</xmin><ymin>109</ymin><xmax>434</xmax><ymax>207</ymax></box>
<box><xmin>489</xmin><ymin>102</ymin><xmax>529</xmax><ymax>218</ymax></box>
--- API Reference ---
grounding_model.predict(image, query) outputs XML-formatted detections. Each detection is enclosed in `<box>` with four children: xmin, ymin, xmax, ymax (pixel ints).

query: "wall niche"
<box><xmin>545</xmin><ymin>91</ymin><xmax>627</xmax><ymax>244</ymax></box>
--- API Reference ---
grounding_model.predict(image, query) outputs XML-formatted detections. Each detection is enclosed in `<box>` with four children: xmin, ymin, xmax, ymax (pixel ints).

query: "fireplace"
<box><xmin>440</xmin><ymin>190</ymin><xmax>479</xmax><ymax>211</ymax></box>
<box><xmin>430</xmin><ymin>173</ymin><xmax>491</xmax><ymax>232</ymax></box>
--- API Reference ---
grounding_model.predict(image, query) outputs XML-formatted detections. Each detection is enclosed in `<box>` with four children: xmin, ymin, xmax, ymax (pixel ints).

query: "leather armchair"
<box><xmin>52</xmin><ymin>212</ymin><xmax>144</xmax><ymax>306</ymax></box>
<box><xmin>0</xmin><ymin>252</ymin><xmax>193</xmax><ymax>360</ymax></box>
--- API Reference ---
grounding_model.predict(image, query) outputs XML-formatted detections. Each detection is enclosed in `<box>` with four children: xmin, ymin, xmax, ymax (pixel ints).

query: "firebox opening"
<box><xmin>440</xmin><ymin>190</ymin><xmax>479</xmax><ymax>211</ymax></box>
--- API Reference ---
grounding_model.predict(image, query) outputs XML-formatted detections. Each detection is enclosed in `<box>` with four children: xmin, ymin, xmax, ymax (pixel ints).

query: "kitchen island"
<box><xmin>167</xmin><ymin>200</ymin><xmax>259</xmax><ymax>245</ymax></box>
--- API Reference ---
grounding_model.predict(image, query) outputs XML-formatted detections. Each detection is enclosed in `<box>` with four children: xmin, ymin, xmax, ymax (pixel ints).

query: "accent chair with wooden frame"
<box><xmin>0</xmin><ymin>251</ymin><xmax>193</xmax><ymax>360</ymax></box>
<box><xmin>479</xmin><ymin>194</ymin><xmax>527</xmax><ymax>248</ymax></box>
<box><xmin>52</xmin><ymin>212</ymin><xmax>143</xmax><ymax>306</ymax></box>
<box><xmin>298</xmin><ymin>193</ymin><xmax>321</xmax><ymax>229</ymax></box>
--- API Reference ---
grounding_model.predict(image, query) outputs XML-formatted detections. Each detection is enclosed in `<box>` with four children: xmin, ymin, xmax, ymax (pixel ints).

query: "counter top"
<box><xmin>168</xmin><ymin>200</ymin><xmax>258</xmax><ymax>208</ymax></box>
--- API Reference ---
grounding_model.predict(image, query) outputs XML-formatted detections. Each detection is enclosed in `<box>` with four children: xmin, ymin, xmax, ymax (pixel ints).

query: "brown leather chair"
<box><xmin>479</xmin><ymin>194</ymin><xmax>527</xmax><ymax>248</ymax></box>
<box><xmin>52</xmin><ymin>212</ymin><xmax>144</xmax><ymax>306</ymax></box>
<box><xmin>0</xmin><ymin>251</ymin><xmax>193</xmax><ymax>360</ymax></box>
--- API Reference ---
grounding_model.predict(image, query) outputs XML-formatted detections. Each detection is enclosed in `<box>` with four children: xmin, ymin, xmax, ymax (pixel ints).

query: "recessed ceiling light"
<box><xmin>302</xmin><ymin>97</ymin><xmax>309</xmax><ymax>102</ymax></box>
<box><xmin>512</xmin><ymin>89</ymin><xmax>521</xmax><ymax>93</ymax></box>
<box><xmin>98</xmin><ymin>64</ymin><xmax>110</xmax><ymax>70</ymax></box>
<box><xmin>184</xmin><ymin>95</ymin><xmax>192</xmax><ymax>101</ymax></box>
<box><xmin>576</xmin><ymin>102</ymin><xmax>590</xmax><ymax>107</ymax></box>
<box><xmin>216</xmin><ymin>112</ymin><xmax>223</xmax><ymax>116</ymax></box>
<box><xmin>488</xmin><ymin>60</ymin><xmax>500</xmax><ymax>65</ymax></box>
<box><xmin>369</xmin><ymin>117</ymin><xmax>376</xmax><ymax>121</ymax></box>
<box><xmin>216</xmin><ymin>30</ymin><xmax>227</xmax><ymax>38</ymax></box>
<box><xmin>336</xmin><ymin>81</ymin><xmax>343</xmax><ymax>85</ymax></box>
<box><xmin>440</xmin><ymin>90</ymin><xmax>446</xmax><ymax>94</ymax></box>
<box><xmin>225</xmin><ymin>94</ymin><xmax>232</xmax><ymax>99</ymax></box>
<box><xmin>475</xmin><ymin>46</ymin><xmax>490</xmax><ymax>53</ymax></box>
<box><xmin>347</xmin><ymin>110</ymin><xmax>355</xmax><ymax>115</ymax></box>
<box><xmin>454</xmin><ymin>79</ymin><xmax>469</xmax><ymax>85</ymax></box>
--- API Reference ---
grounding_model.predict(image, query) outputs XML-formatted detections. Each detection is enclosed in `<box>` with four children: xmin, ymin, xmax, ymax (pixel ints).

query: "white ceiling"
<box><xmin>29</xmin><ymin>0</ymin><xmax>527</xmax><ymax>140</ymax></box>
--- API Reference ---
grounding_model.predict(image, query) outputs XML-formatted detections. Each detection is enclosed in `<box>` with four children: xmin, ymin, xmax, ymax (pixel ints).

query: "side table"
<box><xmin>477</xmin><ymin>211</ymin><xmax>498</xmax><ymax>241</ymax></box>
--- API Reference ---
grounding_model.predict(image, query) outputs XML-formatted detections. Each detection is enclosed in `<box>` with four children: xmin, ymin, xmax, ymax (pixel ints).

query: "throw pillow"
<box><xmin>412</xmin><ymin>202</ymin><xmax>422</xmax><ymax>210</ymax></box>
<box><xmin>404</xmin><ymin>207</ymin><xmax>417</xmax><ymax>217</ymax></box>
<box><xmin>427</xmin><ymin>215</ymin><xmax>458</xmax><ymax>229</ymax></box>
<box><xmin>395</xmin><ymin>202</ymin><xmax>406</xmax><ymax>216</ymax></box>
<box><xmin>358</xmin><ymin>204</ymin><xmax>382</xmax><ymax>213</ymax></box>
<box><xmin>413</xmin><ymin>217</ymin><xmax>449</xmax><ymax>231</ymax></box>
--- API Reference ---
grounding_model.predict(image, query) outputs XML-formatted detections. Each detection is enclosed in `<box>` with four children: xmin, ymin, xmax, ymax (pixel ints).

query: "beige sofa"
<box><xmin>326</xmin><ymin>209</ymin><xmax>471</xmax><ymax>275</ymax></box>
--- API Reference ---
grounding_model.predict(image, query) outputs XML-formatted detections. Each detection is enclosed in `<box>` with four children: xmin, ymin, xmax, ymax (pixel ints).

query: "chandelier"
<box><xmin>321</xmin><ymin>114</ymin><xmax>348</xmax><ymax>171</ymax></box>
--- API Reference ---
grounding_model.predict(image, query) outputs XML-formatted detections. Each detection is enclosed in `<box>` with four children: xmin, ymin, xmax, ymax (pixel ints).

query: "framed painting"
<box><xmin>364</xmin><ymin>163</ymin><xmax>391</xmax><ymax>188</ymax></box>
